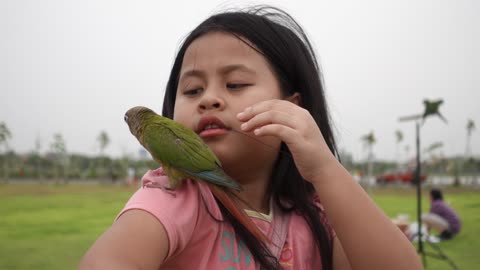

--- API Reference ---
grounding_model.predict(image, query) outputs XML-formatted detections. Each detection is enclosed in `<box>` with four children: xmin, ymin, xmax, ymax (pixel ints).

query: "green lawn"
<box><xmin>372</xmin><ymin>187</ymin><xmax>480</xmax><ymax>269</ymax></box>
<box><xmin>0</xmin><ymin>183</ymin><xmax>478</xmax><ymax>269</ymax></box>
<box><xmin>0</xmin><ymin>184</ymin><xmax>135</xmax><ymax>269</ymax></box>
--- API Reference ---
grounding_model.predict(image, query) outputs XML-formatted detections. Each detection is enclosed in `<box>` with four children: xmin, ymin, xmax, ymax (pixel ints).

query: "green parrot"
<box><xmin>423</xmin><ymin>99</ymin><xmax>447</xmax><ymax>123</ymax></box>
<box><xmin>124</xmin><ymin>106</ymin><xmax>267</xmax><ymax>243</ymax></box>
<box><xmin>124</xmin><ymin>106</ymin><xmax>240</xmax><ymax>190</ymax></box>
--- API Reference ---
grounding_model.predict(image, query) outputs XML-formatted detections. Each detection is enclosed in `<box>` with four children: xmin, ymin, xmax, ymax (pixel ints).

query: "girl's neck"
<box><xmin>231</xmin><ymin>169</ymin><xmax>272</xmax><ymax>215</ymax></box>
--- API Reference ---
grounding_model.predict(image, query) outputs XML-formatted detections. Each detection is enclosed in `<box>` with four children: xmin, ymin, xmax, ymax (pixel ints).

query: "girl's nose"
<box><xmin>198</xmin><ymin>92</ymin><xmax>225</xmax><ymax>111</ymax></box>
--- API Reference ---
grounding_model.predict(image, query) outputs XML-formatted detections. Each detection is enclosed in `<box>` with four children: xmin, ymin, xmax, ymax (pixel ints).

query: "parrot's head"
<box><xmin>124</xmin><ymin>106</ymin><xmax>156</xmax><ymax>142</ymax></box>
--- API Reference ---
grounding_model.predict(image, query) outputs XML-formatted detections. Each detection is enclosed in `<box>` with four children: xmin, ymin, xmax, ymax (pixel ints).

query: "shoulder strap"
<box><xmin>269</xmin><ymin>202</ymin><xmax>292</xmax><ymax>260</ymax></box>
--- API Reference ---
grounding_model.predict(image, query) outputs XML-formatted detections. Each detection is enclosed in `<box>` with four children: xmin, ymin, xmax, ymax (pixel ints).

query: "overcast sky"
<box><xmin>1</xmin><ymin>0</ymin><xmax>478</xmax><ymax>162</ymax></box>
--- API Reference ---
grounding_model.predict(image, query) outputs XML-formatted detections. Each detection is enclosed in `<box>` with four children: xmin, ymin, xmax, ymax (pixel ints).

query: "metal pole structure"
<box><xmin>400</xmin><ymin>99</ymin><xmax>457</xmax><ymax>269</ymax></box>
<box><xmin>415</xmin><ymin>121</ymin><xmax>425</xmax><ymax>265</ymax></box>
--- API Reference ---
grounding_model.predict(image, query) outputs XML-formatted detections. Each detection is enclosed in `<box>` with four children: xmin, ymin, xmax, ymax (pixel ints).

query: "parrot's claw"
<box><xmin>161</xmin><ymin>186</ymin><xmax>177</xmax><ymax>197</ymax></box>
<box><xmin>145</xmin><ymin>182</ymin><xmax>176</xmax><ymax>197</ymax></box>
<box><xmin>144</xmin><ymin>182</ymin><xmax>164</xmax><ymax>189</ymax></box>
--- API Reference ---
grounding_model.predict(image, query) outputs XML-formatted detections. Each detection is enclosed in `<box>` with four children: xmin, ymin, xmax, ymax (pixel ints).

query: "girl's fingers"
<box><xmin>236</xmin><ymin>99</ymin><xmax>297</xmax><ymax>122</ymax></box>
<box><xmin>236</xmin><ymin>98</ymin><xmax>333</xmax><ymax>183</ymax></box>
<box><xmin>253</xmin><ymin>124</ymin><xmax>298</xmax><ymax>145</ymax></box>
<box><xmin>240</xmin><ymin>110</ymin><xmax>296</xmax><ymax>132</ymax></box>
<box><xmin>237</xmin><ymin>100</ymin><xmax>306</xmax><ymax>132</ymax></box>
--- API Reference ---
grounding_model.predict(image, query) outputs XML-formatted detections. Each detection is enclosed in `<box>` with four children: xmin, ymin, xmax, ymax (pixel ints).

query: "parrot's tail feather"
<box><xmin>209</xmin><ymin>184</ymin><xmax>270</xmax><ymax>244</ymax></box>
<box><xmin>176</xmin><ymin>166</ymin><xmax>242</xmax><ymax>191</ymax></box>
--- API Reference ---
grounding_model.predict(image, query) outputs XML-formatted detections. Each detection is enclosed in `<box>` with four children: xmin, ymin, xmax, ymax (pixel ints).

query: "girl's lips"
<box><xmin>196</xmin><ymin>115</ymin><xmax>231</xmax><ymax>138</ymax></box>
<box><xmin>199</xmin><ymin>128</ymin><xmax>229</xmax><ymax>138</ymax></box>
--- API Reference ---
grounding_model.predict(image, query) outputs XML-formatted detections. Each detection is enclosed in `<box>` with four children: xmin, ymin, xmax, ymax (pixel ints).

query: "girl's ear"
<box><xmin>285</xmin><ymin>92</ymin><xmax>301</xmax><ymax>106</ymax></box>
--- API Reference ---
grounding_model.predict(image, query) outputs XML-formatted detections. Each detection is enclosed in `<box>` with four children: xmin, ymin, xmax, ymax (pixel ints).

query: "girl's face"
<box><xmin>173</xmin><ymin>32</ymin><xmax>285</xmax><ymax>178</ymax></box>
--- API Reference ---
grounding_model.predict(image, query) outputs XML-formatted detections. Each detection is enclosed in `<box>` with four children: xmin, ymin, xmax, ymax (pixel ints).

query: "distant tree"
<box><xmin>96</xmin><ymin>131</ymin><xmax>110</xmax><ymax>179</ymax></box>
<box><xmin>50</xmin><ymin>133</ymin><xmax>67</xmax><ymax>181</ymax></box>
<box><xmin>97</xmin><ymin>131</ymin><xmax>110</xmax><ymax>156</ymax></box>
<box><xmin>34</xmin><ymin>136</ymin><xmax>42</xmax><ymax>153</ymax></box>
<box><xmin>395</xmin><ymin>130</ymin><xmax>404</xmax><ymax>167</ymax></box>
<box><xmin>338</xmin><ymin>148</ymin><xmax>354</xmax><ymax>171</ymax></box>
<box><xmin>395</xmin><ymin>130</ymin><xmax>404</xmax><ymax>143</ymax></box>
<box><xmin>424</xmin><ymin>142</ymin><xmax>444</xmax><ymax>154</ymax></box>
<box><xmin>50</xmin><ymin>133</ymin><xmax>66</xmax><ymax>156</ymax></box>
<box><xmin>423</xmin><ymin>142</ymin><xmax>443</xmax><ymax>174</ymax></box>
<box><xmin>361</xmin><ymin>131</ymin><xmax>376</xmax><ymax>158</ymax></box>
<box><xmin>361</xmin><ymin>131</ymin><xmax>376</xmax><ymax>188</ymax></box>
<box><xmin>448</xmin><ymin>159</ymin><xmax>461</xmax><ymax>187</ymax></box>
<box><xmin>465</xmin><ymin>119</ymin><xmax>476</xmax><ymax>184</ymax></box>
<box><xmin>0</xmin><ymin>122</ymin><xmax>12</xmax><ymax>151</ymax></box>
<box><xmin>0</xmin><ymin>122</ymin><xmax>12</xmax><ymax>180</ymax></box>
<box><xmin>33</xmin><ymin>135</ymin><xmax>43</xmax><ymax>179</ymax></box>
<box><xmin>404</xmin><ymin>145</ymin><xmax>411</xmax><ymax>164</ymax></box>
<box><xmin>465</xmin><ymin>119</ymin><xmax>475</xmax><ymax>158</ymax></box>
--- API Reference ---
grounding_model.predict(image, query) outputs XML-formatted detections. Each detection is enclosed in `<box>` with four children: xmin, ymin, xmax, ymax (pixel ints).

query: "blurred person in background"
<box><xmin>422</xmin><ymin>188</ymin><xmax>461</xmax><ymax>240</ymax></box>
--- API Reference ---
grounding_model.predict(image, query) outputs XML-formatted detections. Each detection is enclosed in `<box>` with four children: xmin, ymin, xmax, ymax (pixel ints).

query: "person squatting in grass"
<box><xmin>422</xmin><ymin>188</ymin><xmax>462</xmax><ymax>241</ymax></box>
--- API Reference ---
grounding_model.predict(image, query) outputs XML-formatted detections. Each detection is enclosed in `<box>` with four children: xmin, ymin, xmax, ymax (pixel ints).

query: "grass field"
<box><xmin>0</xmin><ymin>183</ymin><xmax>479</xmax><ymax>269</ymax></box>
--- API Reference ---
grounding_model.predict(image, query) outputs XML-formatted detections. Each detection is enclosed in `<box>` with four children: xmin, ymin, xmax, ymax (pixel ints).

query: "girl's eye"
<box><xmin>226</xmin><ymin>83</ymin><xmax>250</xmax><ymax>90</ymax></box>
<box><xmin>184</xmin><ymin>88</ymin><xmax>202</xmax><ymax>96</ymax></box>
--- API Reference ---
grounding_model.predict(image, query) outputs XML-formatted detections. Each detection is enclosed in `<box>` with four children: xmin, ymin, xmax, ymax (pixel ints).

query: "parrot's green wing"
<box><xmin>142</xmin><ymin>119</ymin><xmax>240</xmax><ymax>190</ymax></box>
<box><xmin>143</xmin><ymin>121</ymin><xmax>219</xmax><ymax>170</ymax></box>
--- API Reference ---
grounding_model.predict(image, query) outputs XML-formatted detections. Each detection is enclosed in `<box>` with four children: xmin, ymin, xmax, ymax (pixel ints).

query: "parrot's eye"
<box><xmin>124</xmin><ymin>115</ymin><xmax>128</xmax><ymax>122</ymax></box>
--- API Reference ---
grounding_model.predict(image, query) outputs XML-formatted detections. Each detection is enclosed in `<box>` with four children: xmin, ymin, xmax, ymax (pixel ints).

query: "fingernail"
<box><xmin>237</xmin><ymin>112</ymin><xmax>244</xmax><ymax>118</ymax></box>
<box><xmin>241</xmin><ymin>123</ymin><xmax>248</xmax><ymax>130</ymax></box>
<box><xmin>254</xmin><ymin>128</ymin><xmax>260</xmax><ymax>135</ymax></box>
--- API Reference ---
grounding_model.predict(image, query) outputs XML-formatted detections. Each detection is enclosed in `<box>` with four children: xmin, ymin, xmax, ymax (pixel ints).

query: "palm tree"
<box><xmin>465</xmin><ymin>119</ymin><xmax>475</xmax><ymax>158</ymax></box>
<box><xmin>361</xmin><ymin>131</ymin><xmax>376</xmax><ymax>188</ymax></box>
<box><xmin>97</xmin><ymin>131</ymin><xmax>110</xmax><ymax>156</ymax></box>
<box><xmin>0</xmin><ymin>122</ymin><xmax>11</xmax><ymax>148</ymax></box>
<box><xmin>395</xmin><ymin>130</ymin><xmax>404</xmax><ymax>168</ymax></box>
<box><xmin>465</xmin><ymin>119</ymin><xmax>476</xmax><ymax>184</ymax></box>
<box><xmin>0</xmin><ymin>122</ymin><xmax>12</xmax><ymax>180</ymax></box>
<box><xmin>96</xmin><ymin>131</ymin><xmax>110</xmax><ymax>178</ymax></box>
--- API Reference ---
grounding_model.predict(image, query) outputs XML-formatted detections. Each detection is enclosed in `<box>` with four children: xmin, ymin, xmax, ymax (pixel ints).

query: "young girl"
<box><xmin>79</xmin><ymin>6</ymin><xmax>422</xmax><ymax>270</ymax></box>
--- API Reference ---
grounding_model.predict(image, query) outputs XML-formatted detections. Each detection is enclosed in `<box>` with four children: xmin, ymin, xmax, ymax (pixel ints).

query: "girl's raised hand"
<box><xmin>237</xmin><ymin>99</ymin><xmax>338</xmax><ymax>183</ymax></box>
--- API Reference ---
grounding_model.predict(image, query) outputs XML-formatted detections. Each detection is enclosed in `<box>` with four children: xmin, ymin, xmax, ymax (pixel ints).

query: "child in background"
<box><xmin>422</xmin><ymin>188</ymin><xmax>461</xmax><ymax>240</ymax></box>
<box><xmin>79</xmin><ymin>6</ymin><xmax>422</xmax><ymax>269</ymax></box>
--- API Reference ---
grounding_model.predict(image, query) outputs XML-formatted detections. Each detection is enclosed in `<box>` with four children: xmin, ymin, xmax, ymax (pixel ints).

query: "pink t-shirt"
<box><xmin>116</xmin><ymin>168</ymin><xmax>334</xmax><ymax>269</ymax></box>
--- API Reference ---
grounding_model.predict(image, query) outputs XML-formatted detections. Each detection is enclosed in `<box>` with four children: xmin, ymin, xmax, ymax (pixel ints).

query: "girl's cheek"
<box><xmin>172</xmin><ymin>99</ymin><xmax>187</xmax><ymax>120</ymax></box>
<box><xmin>173</xmin><ymin>109</ymin><xmax>195</xmax><ymax>128</ymax></box>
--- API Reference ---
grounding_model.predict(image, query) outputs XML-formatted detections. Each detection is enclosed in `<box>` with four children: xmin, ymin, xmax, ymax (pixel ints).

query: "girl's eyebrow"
<box><xmin>179</xmin><ymin>64</ymin><xmax>256</xmax><ymax>82</ymax></box>
<box><xmin>179</xmin><ymin>69</ymin><xmax>206</xmax><ymax>83</ymax></box>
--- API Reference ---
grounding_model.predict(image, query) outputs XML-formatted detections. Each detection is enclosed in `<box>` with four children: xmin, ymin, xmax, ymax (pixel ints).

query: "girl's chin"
<box><xmin>209</xmin><ymin>149</ymin><xmax>239</xmax><ymax>171</ymax></box>
<box><xmin>211</xmin><ymin>151</ymin><xmax>233</xmax><ymax>166</ymax></box>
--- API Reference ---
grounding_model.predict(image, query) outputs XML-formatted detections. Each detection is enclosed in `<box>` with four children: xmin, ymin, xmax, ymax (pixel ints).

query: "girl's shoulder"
<box><xmin>119</xmin><ymin>167</ymin><xmax>221</xmax><ymax>218</ymax></box>
<box><xmin>116</xmin><ymin>167</ymin><xmax>223</xmax><ymax>259</ymax></box>
<box><xmin>118</xmin><ymin>168</ymin><xmax>204</xmax><ymax>214</ymax></box>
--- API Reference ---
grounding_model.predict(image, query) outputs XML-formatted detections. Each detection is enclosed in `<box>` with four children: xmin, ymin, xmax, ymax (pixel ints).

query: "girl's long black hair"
<box><xmin>162</xmin><ymin>6</ymin><xmax>338</xmax><ymax>270</ymax></box>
